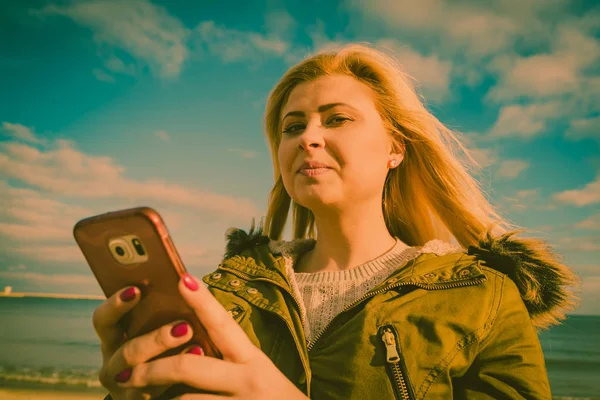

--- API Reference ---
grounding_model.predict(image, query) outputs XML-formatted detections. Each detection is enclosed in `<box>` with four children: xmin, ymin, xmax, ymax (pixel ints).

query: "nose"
<box><xmin>298</xmin><ymin>121</ymin><xmax>325</xmax><ymax>150</ymax></box>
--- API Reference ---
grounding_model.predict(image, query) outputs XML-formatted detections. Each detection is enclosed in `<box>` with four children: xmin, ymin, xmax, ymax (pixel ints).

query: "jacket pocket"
<box><xmin>378</xmin><ymin>325</ymin><xmax>415</xmax><ymax>400</ymax></box>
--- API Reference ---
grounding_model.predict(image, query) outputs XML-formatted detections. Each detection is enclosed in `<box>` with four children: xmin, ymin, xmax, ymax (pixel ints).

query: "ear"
<box><xmin>388</xmin><ymin>152</ymin><xmax>404</xmax><ymax>168</ymax></box>
<box><xmin>387</xmin><ymin>137</ymin><xmax>405</xmax><ymax>168</ymax></box>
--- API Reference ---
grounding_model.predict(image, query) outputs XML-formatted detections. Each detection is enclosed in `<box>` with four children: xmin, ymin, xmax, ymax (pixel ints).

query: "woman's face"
<box><xmin>277</xmin><ymin>74</ymin><xmax>401</xmax><ymax>213</ymax></box>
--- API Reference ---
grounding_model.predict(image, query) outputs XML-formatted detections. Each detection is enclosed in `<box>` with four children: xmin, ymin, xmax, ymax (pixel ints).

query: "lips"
<box><xmin>297</xmin><ymin>161</ymin><xmax>331</xmax><ymax>172</ymax></box>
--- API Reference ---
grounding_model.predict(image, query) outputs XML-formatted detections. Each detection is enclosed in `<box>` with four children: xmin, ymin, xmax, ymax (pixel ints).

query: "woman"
<box><xmin>94</xmin><ymin>43</ymin><xmax>578</xmax><ymax>399</ymax></box>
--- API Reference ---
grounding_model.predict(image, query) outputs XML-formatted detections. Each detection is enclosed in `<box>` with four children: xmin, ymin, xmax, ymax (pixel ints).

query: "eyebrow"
<box><xmin>281</xmin><ymin>102</ymin><xmax>357</xmax><ymax>122</ymax></box>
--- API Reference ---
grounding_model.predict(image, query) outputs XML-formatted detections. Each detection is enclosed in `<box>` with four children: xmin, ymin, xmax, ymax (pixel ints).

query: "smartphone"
<box><xmin>73</xmin><ymin>206</ymin><xmax>221</xmax><ymax>360</ymax></box>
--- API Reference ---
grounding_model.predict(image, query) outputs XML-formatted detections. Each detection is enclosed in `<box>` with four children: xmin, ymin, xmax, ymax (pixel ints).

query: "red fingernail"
<box><xmin>115</xmin><ymin>368</ymin><xmax>132</xmax><ymax>383</ymax></box>
<box><xmin>120</xmin><ymin>287</ymin><xmax>137</xmax><ymax>302</ymax></box>
<box><xmin>183</xmin><ymin>274</ymin><xmax>199</xmax><ymax>291</ymax></box>
<box><xmin>187</xmin><ymin>346</ymin><xmax>204</xmax><ymax>356</ymax></box>
<box><xmin>171</xmin><ymin>321</ymin><xmax>189</xmax><ymax>338</ymax></box>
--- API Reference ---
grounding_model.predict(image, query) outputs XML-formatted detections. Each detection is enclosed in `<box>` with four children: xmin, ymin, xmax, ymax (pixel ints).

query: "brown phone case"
<box><xmin>73</xmin><ymin>206</ymin><xmax>222</xmax><ymax>360</ymax></box>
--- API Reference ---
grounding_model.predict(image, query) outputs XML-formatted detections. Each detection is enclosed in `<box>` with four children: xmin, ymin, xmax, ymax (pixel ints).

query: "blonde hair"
<box><xmin>262</xmin><ymin>42</ymin><xmax>510</xmax><ymax>247</ymax></box>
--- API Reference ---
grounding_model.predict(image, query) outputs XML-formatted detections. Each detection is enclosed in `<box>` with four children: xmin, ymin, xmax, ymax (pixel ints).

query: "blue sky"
<box><xmin>1</xmin><ymin>0</ymin><xmax>599</xmax><ymax>314</ymax></box>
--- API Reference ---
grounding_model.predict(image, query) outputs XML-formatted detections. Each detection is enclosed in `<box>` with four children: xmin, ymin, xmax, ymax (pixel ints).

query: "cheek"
<box><xmin>277</xmin><ymin>141</ymin><xmax>295</xmax><ymax>186</ymax></box>
<box><xmin>277</xmin><ymin>141</ymin><xmax>292</xmax><ymax>170</ymax></box>
<box><xmin>339</xmin><ymin>139</ymin><xmax>387</xmax><ymax>180</ymax></box>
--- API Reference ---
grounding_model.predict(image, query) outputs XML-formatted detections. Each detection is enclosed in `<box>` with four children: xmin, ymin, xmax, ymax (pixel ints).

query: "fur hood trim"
<box><xmin>467</xmin><ymin>229</ymin><xmax>579</xmax><ymax>329</ymax></box>
<box><xmin>223</xmin><ymin>219</ymin><xmax>270</xmax><ymax>260</ymax></box>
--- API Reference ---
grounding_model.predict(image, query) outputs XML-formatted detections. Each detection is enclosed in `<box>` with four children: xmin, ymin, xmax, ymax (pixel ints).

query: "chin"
<box><xmin>294</xmin><ymin>192</ymin><xmax>340</xmax><ymax>211</ymax></box>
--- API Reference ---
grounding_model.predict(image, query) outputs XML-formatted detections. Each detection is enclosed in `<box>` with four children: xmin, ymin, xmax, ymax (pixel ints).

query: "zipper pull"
<box><xmin>381</xmin><ymin>327</ymin><xmax>400</xmax><ymax>364</ymax></box>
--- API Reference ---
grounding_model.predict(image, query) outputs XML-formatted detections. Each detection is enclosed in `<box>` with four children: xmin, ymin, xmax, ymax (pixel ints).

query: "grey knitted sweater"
<box><xmin>268</xmin><ymin>237</ymin><xmax>462</xmax><ymax>344</ymax></box>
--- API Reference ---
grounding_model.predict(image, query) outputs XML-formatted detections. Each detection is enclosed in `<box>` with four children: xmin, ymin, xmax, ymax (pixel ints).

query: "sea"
<box><xmin>0</xmin><ymin>297</ymin><xmax>599</xmax><ymax>398</ymax></box>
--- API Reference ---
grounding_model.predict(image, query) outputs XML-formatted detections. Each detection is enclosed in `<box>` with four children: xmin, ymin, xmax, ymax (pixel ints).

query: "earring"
<box><xmin>389</xmin><ymin>160</ymin><xmax>399</xmax><ymax>167</ymax></box>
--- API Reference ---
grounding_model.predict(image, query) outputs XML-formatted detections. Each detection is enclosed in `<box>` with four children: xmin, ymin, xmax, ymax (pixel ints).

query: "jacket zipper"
<box><xmin>306</xmin><ymin>277</ymin><xmax>486</xmax><ymax>352</ymax></box>
<box><xmin>380</xmin><ymin>325</ymin><xmax>413</xmax><ymax>400</ymax></box>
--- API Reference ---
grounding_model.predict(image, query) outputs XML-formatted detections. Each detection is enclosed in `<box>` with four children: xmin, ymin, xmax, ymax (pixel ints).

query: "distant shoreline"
<box><xmin>0</xmin><ymin>294</ymin><xmax>597</xmax><ymax>316</ymax></box>
<box><xmin>0</xmin><ymin>292</ymin><xmax>104</xmax><ymax>300</ymax></box>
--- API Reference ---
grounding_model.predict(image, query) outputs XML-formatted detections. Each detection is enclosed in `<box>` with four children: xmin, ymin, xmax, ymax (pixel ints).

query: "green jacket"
<box><xmin>198</xmin><ymin>228</ymin><xmax>575</xmax><ymax>400</ymax></box>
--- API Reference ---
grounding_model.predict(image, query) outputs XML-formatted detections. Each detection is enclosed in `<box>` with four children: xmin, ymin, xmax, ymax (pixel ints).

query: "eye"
<box><xmin>282</xmin><ymin>123</ymin><xmax>304</xmax><ymax>135</ymax></box>
<box><xmin>327</xmin><ymin>114</ymin><xmax>351</xmax><ymax>125</ymax></box>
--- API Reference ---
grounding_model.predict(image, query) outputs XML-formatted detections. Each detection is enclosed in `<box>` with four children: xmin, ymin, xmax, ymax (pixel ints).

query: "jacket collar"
<box><xmin>222</xmin><ymin>225</ymin><xmax>577</xmax><ymax>329</ymax></box>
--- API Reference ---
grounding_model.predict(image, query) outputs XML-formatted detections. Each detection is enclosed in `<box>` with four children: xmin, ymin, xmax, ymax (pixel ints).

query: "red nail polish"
<box><xmin>187</xmin><ymin>346</ymin><xmax>204</xmax><ymax>356</ymax></box>
<box><xmin>183</xmin><ymin>274</ymin><xmax>199</xmax><ymax>291</ymax></box>
<box><xmin>120</xmin><ymin>287</ymin><xmax>137</xmax><ymax>302</ymax></box>
<box><xmin>171</xmin><ymin>321</ymin><xmax>189</xmax><ymax>337</ymax></box>
<box><xmin>115</xmin><ymin>368</ymin><xmax>132</xmax><ymax>383</ymax></box>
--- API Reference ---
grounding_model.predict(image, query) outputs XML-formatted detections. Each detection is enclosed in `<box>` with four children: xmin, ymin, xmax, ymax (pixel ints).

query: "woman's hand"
<box><xmin>93</xmin><ymin>285</ymin><xmax>194</xmax><ymax>400</ymax></box>
<box><xmin>119</xmin><ymin>274</ymin><xmax>307</xmax><ymax>399</ymax></box>
<box><xmin>93</xmin><ymin>275</ymin><xmax>308</xmax><ymax>399</ymax></box>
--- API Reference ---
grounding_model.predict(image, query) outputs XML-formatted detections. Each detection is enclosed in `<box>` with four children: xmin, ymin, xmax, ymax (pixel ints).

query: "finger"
<box><xmin>120</xmin><ymin>352</ymin><xmax>244</xmax><ymax>395</ymax></box>
<box><xmin>93</xmin><ymin>286</ymin><xmax>141</xmax><ymax>354</ymax></box>
<box><xmin>179</xmin><ymin>274</ymin><xmax>258</xmax><ymax>363</ymax></box>
<box><xmin>182</xmin><ymin>344</ymin><xmax>205</xmax><ymax>356</ymax></box>
<box><xmin>107</xmin><ymin>319</ymin><xmax>194</xmax><ymax>381</ymax></box>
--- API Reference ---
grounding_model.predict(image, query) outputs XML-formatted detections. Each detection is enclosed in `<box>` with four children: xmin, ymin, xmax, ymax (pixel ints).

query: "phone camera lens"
<box><xmin>115</xmin><ymin>246</ymin><xmax>125</xmax><ymax>256</ymax></box>
<box><xmin>132</xmin><ymin>238</ymin><xmax>146</xmax><ymax>256</ymax></box>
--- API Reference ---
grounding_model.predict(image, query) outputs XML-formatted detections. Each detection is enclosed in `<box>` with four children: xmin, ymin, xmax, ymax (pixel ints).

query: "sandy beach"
<box><xmin>0</xmin><ymin>389</ymin><xmax>105</xmax><ymax>399</ymax></box>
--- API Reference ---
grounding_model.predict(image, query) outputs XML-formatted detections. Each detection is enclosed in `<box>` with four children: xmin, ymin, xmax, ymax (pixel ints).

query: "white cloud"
<box><xmin>227</xmin><ymin>148</ymin><xmax>259</xmax><ymax>159</ymax></box>
<box><xmin>12</xmin><ymin>244</ymin><xmax>87</xmax><ymax>264</ymax></box>
<box><xmin>155</xmin><ymin>130</ymin><xmax>170</xmax><ymax>141</ymax></box>
<box><xmin>0</xmin><ymin>270</ymin><xmax>101</xmax><ymax>295</ymax></box>
<box><xmin>0</xmin><ymin>132</ymin><xmax>261</xmax><ymax>269</ymax></box>
<box><xmin>553</xmin><ymin>175</ymin><xmax>600</xmax><ymax>207</ymax></box>
<box><xmin>556</xmin><ymin>236</ymin><xmax>600</xmax><ymax>252</ymax></box>
<box><xmin>2</xmin><ymin>122</ymin><xmax>46</xmax><ymax>145</ymax></box>
<box><xmin>195</xmin><ymin>20</ymin><xmax>289</xmax><ymax>63</ymax></box>
<box><xmin>278</xmin><ymin>28</ymin><xmax>454</xmax><ymax>103</ymax></box>
<box><xmin>570</xmin><ymin>263</ymin><xmax>600</xmax><ymax>278</ymax></box>
<box><xmin>92</xmin><ymin>68</ymin><xmax>115</xmax><ymax>83</ymax></box>
<box><xmin>515</xmin><ymin>189</ymin><xmax>539</xmax><ymax>199</ymax></box>
<box><xmin>104</xmin><ymin>55</ymin><xmax>136</xmax><ymax>75</ymax></box>
<box><xmin>7</xmin><ymin>264</ymin><xmax>27</xmax><ymax>271</ymax></box>
<box><xmin>487</xmin><ymin>54</ymin><xmax>579</xmax><ymax>102</ymax></box>
<box><xmin>0</xmin><ymin>184</ymin><xmax>93</xmax><ymax>246</ymax></box>
<box><xmin>570</xmin><ymin>276</ymin><xmax>600</xmax><ymax>315</ymax></box>
<box><xmin>488</xmin><ymin>102</ymin><xmax>563</xmax><ymax>139</ymax></box>
<box><xmin>0</xmin><ymin>140</ymin><xmax>258</xmax><ymax>218</ymax></box>
<box><xmin>499</xmin><ymin>188</ymin><xmax>542</xmax><ymax>211</ymax></box>
<box><xmin>263</xmin><ymin>10</ymin><xmax>298</xmax><ymax>40</ymax></box>
<box><xmin>343</xmin><ymin>0</ymin><xmax>599</xmax><ymax>114</ymax></box>
<box><xmin>535</xmin><ymin>225</ymin><xmax>553</xmax><ymax>233</ymax></box>
<box><xmin>37</xmin><ymin>0</ymin><xmax>189</xmax><ymax>79</ymax></box>
<box><xmin>0</xmin><ymin>222</ymin><xmax>72</xmax><ymax>242</ymax></box>
<box><xmin>565</xmin><ymin>115</ymin><xmax>600</xmax><ymax>142</ymax></box>
<box><xmin>574</xmin><ymin>213</ymin><xmax>600</xmax><ymax>231</ymax></box>
<box><xmin>487</xmin><ymin>26</ymin><xmax>600</xmax><ymax>103</ymax></box>
<box><xmin>375</xmin><ymin>39</ymin><xmax>452</xmax><ymax>102</ymax></box>
<box><xmin>0</xmin><ymin>184</ymin><xmax>90</xmax><ymax>223</ymax></box>
<box><xmin>176</xmin><ymin>244</ymin><xmax>224</xmax><ymax>269</ymax></box>
<box><xmin>496</xmin><ymin>159</ymin><xmax>529</xmax><ymax>179</ymax></box>
<box><xmin>0</xmin><ymin>271</ymin><xmax>96</xmax><ymax>285</ymax></box>
<box><xmin>345</xmin><ymin>0</ymin><xmax>521</xmax><ymax>59</ymax></box>
<box><xmin>469</xmin><ymin>148</ymin><xmax>498</xmax><ymax>168</ymax></box>
<box><xmin>444</xmin><ymin>11</ymin><xmax>518</xmax><ymax>58</ymax></box>
<box><xmin>458</xmin><ymin>132</ymin><xmax>499</xmax><ymax>167</ymax></box>
<box><xmin>305</xmin><ymin>19</ymin><xmax>349</xmax><ymax>54</ymax></box>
